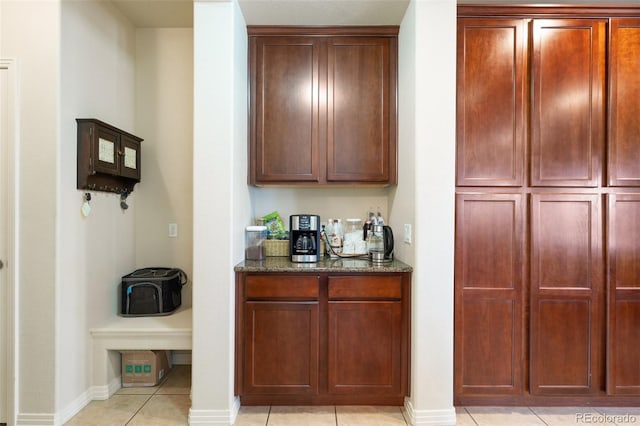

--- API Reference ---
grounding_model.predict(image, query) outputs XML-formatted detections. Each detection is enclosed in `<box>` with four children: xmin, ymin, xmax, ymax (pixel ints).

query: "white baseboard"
<box><xmin>404</xmin><ymin>399</ymin><xmax>456</xmax><ymax>426</ymax></box>
<box><xmin>56</xmin><ymin>388</ymin><xmax>93</xmax><ymax>425</ymax></box>
<box><xmin>189</xmin><ymin>398</ymin><xmax>240</xmax><ymax>426</ymax></box>
<box><xmin>17</xmin><ymin>388</ymin><xmax>95</xmax><ymax>425</ymax></box>
<box><xmin>16</xmin><ymin>413</ymin><xmax>55</xmax><ymax>426</ymax></box>
<box><xmin>89</xmin><ymin>376</ymin><xmax>121</xmax><ymax>400</ymax></box>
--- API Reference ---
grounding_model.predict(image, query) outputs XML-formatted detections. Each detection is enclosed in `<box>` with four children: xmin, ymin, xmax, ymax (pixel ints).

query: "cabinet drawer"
<box><xmin>328</xmin><ymin>275</ymin><xmax>402</xmax><ymax>300</ymax></box>
<box><xmin>246</xmin><ymin>275</ymin><xmax>319</xmax><ymax>300</ymax></box>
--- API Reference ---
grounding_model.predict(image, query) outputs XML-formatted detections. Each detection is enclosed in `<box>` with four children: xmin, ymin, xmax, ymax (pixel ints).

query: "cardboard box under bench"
<box><xmin>121</xmin><ymin>350</ymin><xmax>171</xmax><ymax>387</ymax></box>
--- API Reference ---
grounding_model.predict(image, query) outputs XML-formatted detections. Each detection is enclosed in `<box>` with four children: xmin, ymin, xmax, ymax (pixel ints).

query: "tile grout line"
<box><xmin>123</xmin><ymin>365</ymin><xmax>179</xmax><ymax>425</ymax></box>
<box><xmin>123</xmin><ymin>394</ymin><xmax>153</xmax><ymax>426</ymax></box>
<box><xmin>464</xmin><ymin>407</ymin><xmax>479</xmax><ymax>426</ymax></box>
<box><xmin>265</xmin><ymin>405</ymin><xmax>272</xmax><ymax>426</ymax></box>
<box><xmin>528</xmin><ymin>406</ymin><xmax>549</xmax><ymax>425</ymax></box>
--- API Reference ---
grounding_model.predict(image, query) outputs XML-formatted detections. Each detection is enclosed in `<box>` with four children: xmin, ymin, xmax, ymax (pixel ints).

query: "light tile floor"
<box><xmin>66</xmin><ymin>368</ymin><xmax>640</xmax><ymax>425</ymax></box>
<box><xmin>64</xmin><ymin>365</ymin><xmax>191</xmax><ymax>426</ymax></box>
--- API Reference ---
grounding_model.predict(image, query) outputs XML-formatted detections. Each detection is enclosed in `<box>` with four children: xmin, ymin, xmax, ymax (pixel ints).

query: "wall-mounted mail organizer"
<box><xmin>76</xmin><ymin>118</ymin><xmax>143</xmax><ymax>196</ymax></box>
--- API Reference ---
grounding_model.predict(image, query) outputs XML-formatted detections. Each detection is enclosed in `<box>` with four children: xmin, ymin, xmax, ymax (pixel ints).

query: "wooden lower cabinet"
<box><xmin>235</xmin><ymin>271</ymin><xmax>410</xmax><ymax>405</ymax></box>
<box><xmin>454</xmin><ymin>193</ymin><xmax>525</xmax><ymax>398</ymax></box>
<box><xmin>244</xmin><ymin>302</ymin><xmax>319</xmax><ymax>395</ymax></box>
<box><xmin>328</xmin><ymin>276</ymin><xmax>404</xmax><ymax>396</ymax></box>
<box><xmin>530</xmin><ymin>194</ymin><xmax>604</xmax><ymax>395</ymax></box>
<box><xmin>607</xmin><ymin>194</ymin><xmax>640</xmax><ymax>395</ymax></box>
<box><xmin>455</xmin><ymin>191</ymin><xmax>640</xmax><ymax>404</ymax></box>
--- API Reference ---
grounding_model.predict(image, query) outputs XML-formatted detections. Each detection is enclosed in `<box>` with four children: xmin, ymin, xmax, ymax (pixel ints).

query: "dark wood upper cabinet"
<box><xmin>456</xmin><ymin>19</ymin><xmax>527</xmax><ymax>187</ymax></box>
<box><xmin>530</xmin><ymin>19</ymin><xmax>606</xmax><ymax>187</ymax></box>
<box><xmin>608</xmin><ymin>18</ymin><xmax>640</xmax><ymax>186</ymax></box>
<box><xmin>326</xmin><ymin>37</ymin><xmax>396</xmax><ymax>183</ymax></box>
<box><xmin>248</xmin><ymin>27</ymin><xmax>398</xmax><ymax>186</ymax></box>
<box><xmin>250</xmin><ymin>36</ymin><xmax>321</xmax><ymax>183</ymax></box>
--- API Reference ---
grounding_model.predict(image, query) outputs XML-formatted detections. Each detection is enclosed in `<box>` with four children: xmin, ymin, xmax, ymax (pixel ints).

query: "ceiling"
<box><xmin>110</xmin><ymin>0</ymin><xmax>410</xmax><ymax>28</ymax></box>
<box><xmin>110</xmin><ymin>0</ymin><xmax>640</xmax><ymax>28</ymax></box>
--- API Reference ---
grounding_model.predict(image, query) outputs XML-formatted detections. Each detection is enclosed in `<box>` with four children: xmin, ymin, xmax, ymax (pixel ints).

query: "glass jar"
<box><xmin>327</xmin><ymin>218</ymin><xmax>343</xmax><ymax>257</ymax></box>
<box><xmin>245</xmin><ymin>225</ymin><xmax>267</xmax><ymax>260</ymax></box>
<box><xmin>344</xmin><ymin>218</ymin><xmax>363</xmax><ymax>236</ymax></box>
<box><xmin>343</xmin><ymin>218</ymin><xmax>364</xmax><ymax>254</ymax></box>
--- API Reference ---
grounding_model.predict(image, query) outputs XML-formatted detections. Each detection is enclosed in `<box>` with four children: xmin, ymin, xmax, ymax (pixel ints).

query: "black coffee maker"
<box><xmin>290</xmin><ymin>214</ymin><xmax>320</xmax><ymax>262</ymax></box>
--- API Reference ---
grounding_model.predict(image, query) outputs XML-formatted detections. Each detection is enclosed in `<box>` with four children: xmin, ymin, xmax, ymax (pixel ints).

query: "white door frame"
<box><xmin>1</xmin><ymin>57</ymin><xmax>19</xmax><ymax>426</ymax></box>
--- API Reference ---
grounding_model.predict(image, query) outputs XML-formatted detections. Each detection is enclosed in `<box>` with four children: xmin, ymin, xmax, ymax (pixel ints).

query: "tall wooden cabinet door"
<box><xmin>456</xmin><ymin>19</ymin><xmax>526</xmax><ymax>187</ymax></box>
<box><xmin>530</xmin><ymin>193</ymin><xmax>603</xmax><ymax>395</ymax></box>
<box><xmin>326</xmin><ymin>37</ymin><xmax>397</xmax><ymax>184</ymax></box>
<box><xmin>454</xmin><ymin>193</ymin><xmax>524</xmax><ymax>397</ymax></box>
<box><xmin>607</xmin><ymin>194</ymin><xmax>640</xmax><ymax>394</ymax></box>
<box><xmin>328</xmin><ymin>301</ymin><xmax>402</xmax><ymax>395</ymax></box>
<box><xmin>608</xmin><ymin>19</ymin><xmax>640</xmax><ymax>186</ymax></box>
<box><xmin>244</xmin><ymin>302</ymin><xmax>319</xmax><ymax>394</ymax></box>
<box><xmin>250</xmin><ymin>36</ymin><xmax>322</xmax><ymax>183</ymax></box>
<box><xmin>531</xmin><ymin>20</ymin><xmax>605</xmax><ymax>187</ymax></box>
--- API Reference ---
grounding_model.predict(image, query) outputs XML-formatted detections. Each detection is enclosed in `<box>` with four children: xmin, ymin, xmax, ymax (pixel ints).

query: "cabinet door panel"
<box><xmin>454</xmin><ymin>193</ymin><xmax>524</xmax><ymax>396</ymax></box>
<box><xmin>607</xmin><ymin>194</ymin><xmax>640</xmax><ymax>394</ymax></box>
<box><xmin>327</xmin><ymin>37</ymin><xmax>396</xmax><ymax>183</ymax></box>
<box><xmin>244</xmin><ymin>302</ymin><xmax>319</xmax><ymax>394</ymax></box>
<box><xmin>456</xmin><ymin>18</ymin><xmax>526</xmax><ymax>186</ymax></box>
<box><xmin>252</xmin><ymin>37</ymin><xmax>321</xmax><ymax>183</ymax></box>
<box><xmin>120</xmin><ymin>134</ymin><xmax>141</xmax><ymax>181</ymax></box>
<box><xmin>93</xmin><ymin>125</ymin><xmax>120</xmax><ymax>176</ymax></box>
<box><xmin>533</xmin><ymin>300</ymin><xmax>592</xmax><ymax>391</ymax></box>
<box><xmin>530</xmin><ymin>193</ymin><xmax>603</xmax><ymax>395</ymax></box>
<box><xmin>328</xmin><ymin>301</ymin><xmax>401</xmax><ymax>395</ymax></box>
<box><xmin>459</xmin><ymin>298</ymin><xmax>518</xmax><ymax>390</ymax></box>
<box><xmin>531</xmin><ymin>20</ymin><xmax>605</xmax><ymax>187</ymax></box>
<box><xmin>608</xmin><ymin>19</ymin><xmax>640</xmax><ymax>186</ymax></box>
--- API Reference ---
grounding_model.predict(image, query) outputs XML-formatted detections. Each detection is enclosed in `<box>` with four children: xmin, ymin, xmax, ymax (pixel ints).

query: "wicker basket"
<box><xmin>264</xmin><ymin>239</ymin><xmax>290</xmax><ymax>257</ymax></box>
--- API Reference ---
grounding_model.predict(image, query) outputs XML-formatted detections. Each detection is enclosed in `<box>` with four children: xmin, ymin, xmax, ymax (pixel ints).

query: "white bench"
<box><xmin>89</xmin><ymin>306</ymin><xmax>192</xmax><ymax>399</ymax></box>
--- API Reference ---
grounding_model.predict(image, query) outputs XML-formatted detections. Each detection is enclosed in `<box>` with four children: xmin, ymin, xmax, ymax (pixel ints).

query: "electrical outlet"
<box><xmin>404</xmin><ymin>224</ymin><xmax>412</xmax><ymax>244</ymax></box>
<box><xmin>169</xmin><ymin>223</ymin><xmax>178</xmax><ymax>238</ymax></box>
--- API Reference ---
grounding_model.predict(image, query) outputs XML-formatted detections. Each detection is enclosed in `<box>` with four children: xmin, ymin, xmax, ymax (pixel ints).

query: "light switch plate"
<box><xmin>404</xmin><ymin>224</ymin><xmax>412</xmax><ymax>244</ymax></box>
<box><xmin>169</xmin><ymin>223</ymin><xmax>178</xmax><ymax>238</ymax></box>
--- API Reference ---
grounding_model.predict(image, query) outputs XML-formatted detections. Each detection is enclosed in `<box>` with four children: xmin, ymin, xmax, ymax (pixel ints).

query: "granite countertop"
<box><xmin>234</xmin><ymin>256</ymin><xmax>412</xmax><ymax>273</ymax></box>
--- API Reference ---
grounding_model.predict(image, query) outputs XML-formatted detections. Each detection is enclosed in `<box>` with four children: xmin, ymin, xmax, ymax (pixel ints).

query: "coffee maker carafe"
<box><xmin>290</xmin><ymin>214</ymin><xmax>321</xmax><ymax>262</ymax></box>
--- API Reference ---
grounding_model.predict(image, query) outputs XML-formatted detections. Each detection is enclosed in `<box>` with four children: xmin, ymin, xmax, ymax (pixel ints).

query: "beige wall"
<box><xmin>249</xmin><ymin>187</ymin><xmax>391</xmax><ymax>228</ymax></box>
<box><xmin>1</xmin><ymin>0</ymin><xmax>60</xmax><ymax>420</ymax></box>
<box><xmin>59</xmin><ymin>0</ymin><xmax>137</xmax><ymax>417</ymax></box>
<box><xmin>134</xmin><ymin>28</ymin><xmax>194</xmax><ymax>307</ymax></box>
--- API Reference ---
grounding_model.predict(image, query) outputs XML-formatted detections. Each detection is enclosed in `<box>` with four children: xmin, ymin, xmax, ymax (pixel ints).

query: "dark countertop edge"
<box><xmin>234</xmin><ymin>257</ymin><xmax>413</xmax><ymax>273</ymax></box>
